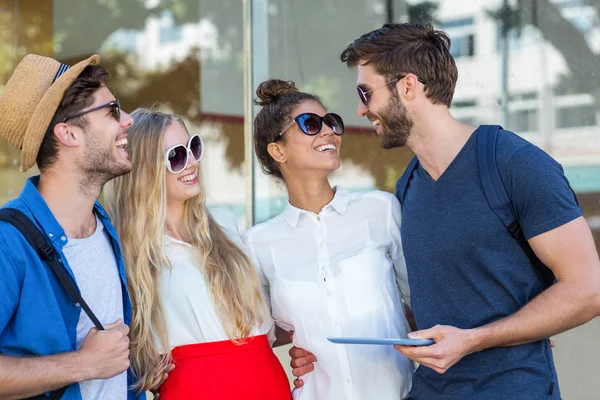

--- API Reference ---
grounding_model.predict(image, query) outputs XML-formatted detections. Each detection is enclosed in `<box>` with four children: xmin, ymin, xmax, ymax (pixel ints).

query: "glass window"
<box><xmin>442</xmin><ymin>17</ymin><xmax>475</xmax><ymax>58</ymax></box>
<box><xmin>509</xmin><ymin>108</ymin><xmax>539</xmax><ymax>132</ymax></box>
<box><xmin>556</xmin><ymin>104</ymin><xmax>597</xmax><ymax>128</ymax></box>
<box><xmin>0</xmin><ymin>0</ymin><xmax>247</xmax><ymax>226</ymax></box>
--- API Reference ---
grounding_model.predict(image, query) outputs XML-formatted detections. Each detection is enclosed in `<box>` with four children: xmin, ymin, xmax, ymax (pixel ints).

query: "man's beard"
<box><xmin>79</xmin><ymin>129</ymin><xmax>132</xmax><ymax>197</ymax></box>
<box><xmin>375</xmin><ymin>90</ymin><xmax>414</xmax><ymax>149</ymax></box>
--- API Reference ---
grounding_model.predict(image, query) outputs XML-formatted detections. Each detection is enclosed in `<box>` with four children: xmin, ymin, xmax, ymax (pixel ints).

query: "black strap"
<box><xmin>0</xmin><ymin>208</ymin><xmax>105</xmax><ymax>399</ymax></box>
<box><xmin>0</xmin><ymin>208</ymin><xmax>104</xmax><ymax>330</ymax></box>
<box><xmin>476</xmin><ymin>125</ymin><xmax>556</xmax><ymax>287</ymax></box>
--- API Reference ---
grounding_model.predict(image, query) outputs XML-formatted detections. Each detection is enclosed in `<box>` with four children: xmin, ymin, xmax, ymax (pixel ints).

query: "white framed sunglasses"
<box><xmin>165</xmin><ymin>134</ymin><xmax>204</xmax><ymax>174</ymax></box>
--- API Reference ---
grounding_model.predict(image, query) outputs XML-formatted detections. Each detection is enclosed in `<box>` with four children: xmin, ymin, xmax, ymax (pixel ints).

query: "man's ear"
<box><xmin>53</xmin><ymin>122</ymin><xmax>80</xmax><ymax>148</ymax></box>
<box><xmin>267</xmin><ymin>142</ymin><xmax>287</xmax><ymax>164</ymax></box>
<box><xmin>398</xmin><ymin>74</ymin><xmax>421</xmax><ymax>101</ymax></box>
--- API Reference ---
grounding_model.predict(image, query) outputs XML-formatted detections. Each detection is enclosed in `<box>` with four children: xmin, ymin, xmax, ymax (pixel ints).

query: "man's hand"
<box><xmin>287</xmin><ymin>331</ymin><xmax>317</xmax><ymax>389</ymax></box>
<box><xmin>77</xmin><ymin>319</ymin><xmax>131</xmax><ymax>380</ymax></box>
<box><xmin>394</xmin><ymin>325</ymin><xmax>476</xmax><ymax>374</ymax></box>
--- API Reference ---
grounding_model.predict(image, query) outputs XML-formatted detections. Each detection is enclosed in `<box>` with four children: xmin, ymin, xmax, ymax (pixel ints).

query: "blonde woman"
<box><xmin>105</xmin><ymin>109</ymin><xmax>290</xmax><ymax>399</ymax></box>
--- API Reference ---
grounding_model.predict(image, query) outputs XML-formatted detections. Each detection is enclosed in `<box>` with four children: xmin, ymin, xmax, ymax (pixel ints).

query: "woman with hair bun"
<box><xmin>243</xmin><ymin>80</ymin><xmax>415</xmax><ymax>400</ymax></box>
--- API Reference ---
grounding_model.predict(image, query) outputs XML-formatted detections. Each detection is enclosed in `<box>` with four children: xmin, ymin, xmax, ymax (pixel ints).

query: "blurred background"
<box><xmin>0</xmin><ymin>0</ymin><xmax>598</xmax><ymax>397</ymax></box>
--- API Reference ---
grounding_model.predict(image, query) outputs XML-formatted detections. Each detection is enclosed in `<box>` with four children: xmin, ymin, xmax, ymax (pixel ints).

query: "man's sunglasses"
<box><xmin>357</xmin><ymin>75</ymin><xmax>426</xmax><ymax>106</ymax></box>
<box><xmin>165</xmin><ymin>134</ymin><xmax>204</xmax><ymax>174</ymax></box>
<box><xmin>63</xmin><ymin>99</ymin><xmax>121</xmax><ymax>123</ymax></box>
<box><xmin>279</xmin><ymin>113</ymin><xmax>345</xmax><ymax>137</ymax></box>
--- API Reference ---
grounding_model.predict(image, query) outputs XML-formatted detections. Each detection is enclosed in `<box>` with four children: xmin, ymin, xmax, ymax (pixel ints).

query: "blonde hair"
<box><xmin>104</xmin><ymin>109</ymin><xmax>267</xmax><ymax>392</ymax></box>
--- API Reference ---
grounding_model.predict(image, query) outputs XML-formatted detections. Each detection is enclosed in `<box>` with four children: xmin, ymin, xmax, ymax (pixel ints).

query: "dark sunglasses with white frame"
<box><xmin>165</xmin><ymin>134</ymin><xmax>204</xmax><ymax>174</ymax></box>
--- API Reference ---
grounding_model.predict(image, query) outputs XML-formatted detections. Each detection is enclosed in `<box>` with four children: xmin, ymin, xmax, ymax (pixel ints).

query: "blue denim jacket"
<box><xmin>0</xmin><ymin>176</ymin><xmax>144</xmax><ymax>400</ymax></box>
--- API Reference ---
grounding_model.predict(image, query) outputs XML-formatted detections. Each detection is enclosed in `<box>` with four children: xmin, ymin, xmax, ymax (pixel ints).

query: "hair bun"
<box><xmin>254</xmin><ymin>79</ymin><xmax>299</xmax><ymax>106</ymax></box>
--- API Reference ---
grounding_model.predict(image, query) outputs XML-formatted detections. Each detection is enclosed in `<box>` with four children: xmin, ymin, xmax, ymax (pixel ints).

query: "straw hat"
<box><xmin>0</xmin><ymin>54</ymin><xmax>100</xmax><ymax>172</ymax></box>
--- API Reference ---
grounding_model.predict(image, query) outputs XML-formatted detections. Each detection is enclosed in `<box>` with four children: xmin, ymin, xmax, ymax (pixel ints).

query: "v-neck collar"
<box><xmin>418</xmin><ymin>129</ymin><xmax>478</xmax><ymax>187</ymax></box>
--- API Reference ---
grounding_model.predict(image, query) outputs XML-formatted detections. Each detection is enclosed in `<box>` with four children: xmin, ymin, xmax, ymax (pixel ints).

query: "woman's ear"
<box><xmin>267</xmin><ymin>142</ymin><xmax>287</xmax><ymax>164</ymax></box>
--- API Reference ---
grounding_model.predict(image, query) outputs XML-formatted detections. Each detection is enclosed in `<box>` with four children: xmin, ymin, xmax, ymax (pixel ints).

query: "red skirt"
<box><xmin>159</xmin><ymin>334</ymin><xmax>291</xmax><ymax>400</ymax></box>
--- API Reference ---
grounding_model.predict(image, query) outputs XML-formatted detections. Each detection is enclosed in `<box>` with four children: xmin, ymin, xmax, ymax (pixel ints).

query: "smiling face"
<box><xmin>273</xmin><ymin>100</ymin><xmax>343</xmax><ymax>180</ymax></box>
<box><xmin>73</xmin><ymin>86</ymin><xmax>134</xmax><ymax>186</ymax></box>
<box><xmin>356</xmin><ymin>63</ymin><xmax>414</xmax><ymax>149</ymax></box>
<box><xmin>164</xmin><ymin>121</ymin><xmax>201</xmax><ymax>205</ymax></box>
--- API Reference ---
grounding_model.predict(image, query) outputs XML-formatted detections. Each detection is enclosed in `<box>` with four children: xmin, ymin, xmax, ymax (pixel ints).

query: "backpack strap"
<box><xmin>0</xmin><ymin>208</ymin><xmax>104</xmax><ymax>330</ymax></box>
<box><xmin>396</xmin><ymin>156</ymin><xmax>420</xmax><ymax>205</ymax></box>
<box><xmin>476</xmin><ymin>125</ymin><xmax>556</xmax><ymax>288</ymax></box>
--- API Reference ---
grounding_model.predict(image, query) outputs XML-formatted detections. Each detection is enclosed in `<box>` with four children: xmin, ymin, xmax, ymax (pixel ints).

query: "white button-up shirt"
<box><xmin>243</xmin><ymin>187</ymin><xmax>414</xmax><ymax>400</ymax></box>
<box><xmin>155</xmin><ymin>208</ymin><xmax>274</xmax><ymax>353</ymax></box>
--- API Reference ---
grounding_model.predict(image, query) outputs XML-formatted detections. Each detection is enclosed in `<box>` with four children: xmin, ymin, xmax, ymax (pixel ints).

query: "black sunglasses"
<box><xmin>165</xmin><ymin>134</ymin><xmax>204</xmax><ymax>174</ymax></box>
<box><xmin>63</xmin><ymin>99</ymin><xmax>121</xmax><ymax>123</ymax></box>
<box><xmin>357</xmin><ymin>75</ymin><xmax>426</xmax><ymax>106</ymax></box>
<box><xmin>279</xmin><ymin>112</ymin><xmax>345</xmax><ymax>137</ymax></box>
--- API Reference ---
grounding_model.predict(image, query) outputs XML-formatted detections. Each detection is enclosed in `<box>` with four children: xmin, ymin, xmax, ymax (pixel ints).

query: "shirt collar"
<box><xmin>280</xmin><ymin>186</ymin><xmax>350</xmax><ymax>229</ymax></box>
<box><xmin>329</xmin><ymin>186</ymin><xmax>350</xmax><ymax>215</ymax></box>
<box><xmin>20</xmin><ymin>176</ymin><xmax>115</xmax><ymax>242</ymax></box>
<box><xmin>164</xmin><ymin>234</ymin><xmax>192</xmax><ymax>247</ymax></box>
<box><xmin>20</xmin><ymin>176</ymin><xmax>66</xmax><ymax>239</ymax></box>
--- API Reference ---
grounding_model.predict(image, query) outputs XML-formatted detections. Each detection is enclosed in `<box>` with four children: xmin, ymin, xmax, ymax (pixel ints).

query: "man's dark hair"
<box><xmin>341</xmin><ymin>23</ymin><xmax>458</xmax><ymax>106</ymax></box>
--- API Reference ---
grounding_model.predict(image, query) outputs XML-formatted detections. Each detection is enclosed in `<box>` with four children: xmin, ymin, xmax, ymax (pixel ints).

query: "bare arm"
<box><xmin>273</xmin><ymin>326</ymin><xmax>292</xmax><ymax>348</ymax></box>
<box><xmin>0</xmin><ymin>352</ymin><xmax>88</xmax><ymax>399</ymax></box>
<box><xmin>0</xmin><ymin>319</ymin><xmax>130</xmax><ymax>399</ymax></box>
<box><xmin>472</xmin><ymin>216</ymin><xmax>600</xmax><ymax>348</ymax></box>
<box><xmin>397</xmin><ymin>217</ymin><xmax>600</xmax><ymax>373</ymax></box>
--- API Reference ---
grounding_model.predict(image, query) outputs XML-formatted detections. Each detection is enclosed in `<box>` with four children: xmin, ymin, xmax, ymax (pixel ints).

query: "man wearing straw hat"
<box><xmin>0</xmin><ymin>54</ymin><xmax>145</xmax><ymax>399</ymax></box>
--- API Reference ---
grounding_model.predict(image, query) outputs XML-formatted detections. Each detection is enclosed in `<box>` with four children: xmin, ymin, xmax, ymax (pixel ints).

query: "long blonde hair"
<box><xmin>104</xmin><ymin>109</ymin><xmax>267</xmax><ymax>392</ymax></box>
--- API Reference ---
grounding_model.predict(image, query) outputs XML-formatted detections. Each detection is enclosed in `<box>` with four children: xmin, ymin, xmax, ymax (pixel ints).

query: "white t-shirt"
<box><xmin>63</xmin><ymin>216</ymin><xmax>127</xmax><ymax>400</ymax></box>
<box><xmin>155</xmin><ymin>208</ymin><xmax>274</xmax><ymax>353</ymax></box>
<box><xmin>243</xmin><ymin>187</ymin><xmax>414</xmax><ymax>400</ymax></box>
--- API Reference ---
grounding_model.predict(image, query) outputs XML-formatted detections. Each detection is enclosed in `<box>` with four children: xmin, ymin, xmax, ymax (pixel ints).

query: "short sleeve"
<box><xmin>500</xmin><ymin>144</ymin><xmax>582</xmax><ymax>240</ymax></box>
<box><xmin>387</xmin><ymin>194</ymin><xmax>411</xmax><ymax>309</ymax></box>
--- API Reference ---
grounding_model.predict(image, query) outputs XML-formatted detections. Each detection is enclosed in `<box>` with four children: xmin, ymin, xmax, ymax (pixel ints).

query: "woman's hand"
<box><xmin>149</xmin><ymin>363</ymin><xmax>175</xmax><ymax>399</ymax></box>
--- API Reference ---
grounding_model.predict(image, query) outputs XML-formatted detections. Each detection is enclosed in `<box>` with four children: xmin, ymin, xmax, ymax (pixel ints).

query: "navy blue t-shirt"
<box><xmin>397</xmin><ymin>128</ymin><xmax>581</xmax><ymax>400</ymax></box>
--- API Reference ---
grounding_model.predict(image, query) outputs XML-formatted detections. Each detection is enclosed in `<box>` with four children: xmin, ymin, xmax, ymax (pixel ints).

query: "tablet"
<box><xmin>327</xmin><ymin>336</ymin><xmax>434</xmax><ymax>346</ymax></box>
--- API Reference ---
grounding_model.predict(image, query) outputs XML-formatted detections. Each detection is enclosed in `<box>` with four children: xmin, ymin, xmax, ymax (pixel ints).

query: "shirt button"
<box><xmin>316</xmin><ymin>216</ymin><xmax>320</xmax><ymax>221</ymax></box>
<box><xmin>48</xmin><ymin>233</ymin><xmax>54</xmax><ymax>238</ymax></box>
<box><xmin>60</xmin><ymin>236</ymin><xmax>66</xmax><ymax>241</ymax></box>
<box><xmin>319</xmin><ymin>242</ymin><xmax>323</xmax><ymax>247</ymax></box>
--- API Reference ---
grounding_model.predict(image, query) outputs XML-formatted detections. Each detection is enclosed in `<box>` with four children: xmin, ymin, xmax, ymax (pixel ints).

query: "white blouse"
<box><xmin>243</xmin><ymin>187</ymin><xmax>414</xmax><ymax>400</ymax></box>
<box><xmin>155</xmin><ymin>208</ymin><xmax>274</xmax><ymax>352</ymax></box>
